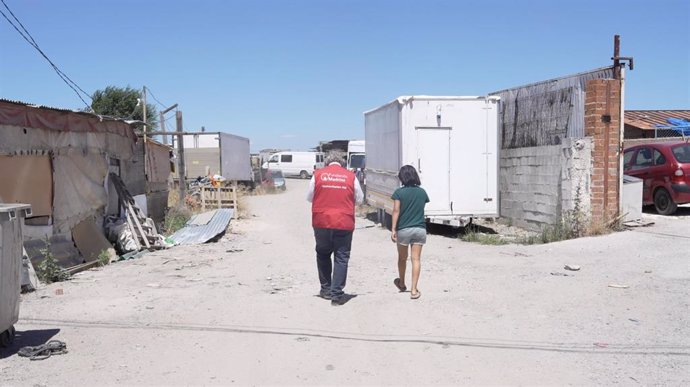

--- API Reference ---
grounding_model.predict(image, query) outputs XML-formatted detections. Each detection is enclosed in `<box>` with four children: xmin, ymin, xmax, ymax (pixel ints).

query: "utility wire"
<box><xmin>145</xmin><ymin>87</ymin><xmax>168</xmax><ymax>109</ymax></box>
<box><xmin>0</xmin><ymin>0</ymin><xmax>91</xmax><ymax>99</ymax></box>
<box><xmin>0</xmin><ymin>0</ymin><xmax>92</xmax><ymax>109</ymax></box>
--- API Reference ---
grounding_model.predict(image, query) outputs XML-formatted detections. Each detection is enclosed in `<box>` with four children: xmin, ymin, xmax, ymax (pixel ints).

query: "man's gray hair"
<box><xmin>325</xmin><ymin>151</ymin><xmax>346</xmax><ymax>167</ymax></box>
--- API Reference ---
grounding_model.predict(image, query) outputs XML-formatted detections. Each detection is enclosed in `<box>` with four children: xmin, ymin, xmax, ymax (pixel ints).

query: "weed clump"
<box><xmin>36</xmin><ymin>238</ymin><xmax>70</xmax><ymax>284</ymax></box>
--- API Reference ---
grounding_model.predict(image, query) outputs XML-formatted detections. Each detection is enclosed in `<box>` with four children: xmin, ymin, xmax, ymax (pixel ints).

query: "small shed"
<box><xmin>0</xmin><ymin>99</ymin><xmax>138</xmax><ymax>268</ymax></box>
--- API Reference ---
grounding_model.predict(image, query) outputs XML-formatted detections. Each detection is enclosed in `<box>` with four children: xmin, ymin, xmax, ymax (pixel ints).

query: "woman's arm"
<box><xmin>391</xmin><ymin>199</ymin><xmax>401</xmax><ymax>242</ymax></box>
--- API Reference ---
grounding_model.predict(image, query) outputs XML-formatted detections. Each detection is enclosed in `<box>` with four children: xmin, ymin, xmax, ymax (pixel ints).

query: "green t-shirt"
<box><xmin>391</xmin><ymin>186</ymin><xmax>429</xmax><ymax>230</ymax></box>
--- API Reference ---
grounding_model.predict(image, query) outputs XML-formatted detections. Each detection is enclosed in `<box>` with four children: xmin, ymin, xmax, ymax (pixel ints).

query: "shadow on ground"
<box><xmin>362</xmin><ymin>211</ymin><xmax>499</xmax><ymax>239</ymax></box>
<box><xmin>643</xmin><ymin>204</ymin><xmax>690</xmax><ymax>217</ymax></box>
<box><xmin>0</xmin><ymin>328</ymin><xmax>60</xmax><ymax>359</ymax></box>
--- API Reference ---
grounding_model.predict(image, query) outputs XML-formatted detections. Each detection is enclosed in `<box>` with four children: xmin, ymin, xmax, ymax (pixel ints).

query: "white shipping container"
<box><xmin>364</xmin><ymin>96</ymin><xmax>500</xmax><ymax>226</ymax></box>
<box><xmin>219</xmin><ymin>133</ymin><xmax>252</xmax><ymax>181</ymax></box>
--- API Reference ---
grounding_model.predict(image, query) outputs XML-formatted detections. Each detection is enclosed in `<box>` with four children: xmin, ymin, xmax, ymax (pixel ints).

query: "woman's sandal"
<box><xmin>393</xmin><ymin>278</ymin><xmax>407</xmax><ymax>292</ymax></box>
<box><xmin>410</xmin><ymin>290</ymin><xmax>421</xmax><ymax>299</ymax></box>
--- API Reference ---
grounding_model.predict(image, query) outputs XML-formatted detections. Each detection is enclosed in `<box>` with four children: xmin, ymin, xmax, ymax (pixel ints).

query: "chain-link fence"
<box><xmin>652</xmin><ymin>124</ymin><xmax>689</xmax><ymax>139</ymax></box>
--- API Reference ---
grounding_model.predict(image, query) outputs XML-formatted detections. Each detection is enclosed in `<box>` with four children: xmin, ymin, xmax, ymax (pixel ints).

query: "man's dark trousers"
<box><xmin>314</xmin><ymin>227</ymin><xmax>353</xmax><ymax>301</ymax></box>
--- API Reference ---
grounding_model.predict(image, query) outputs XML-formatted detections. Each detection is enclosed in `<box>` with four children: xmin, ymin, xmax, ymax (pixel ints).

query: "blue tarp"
<box><xmin>655</xmin><ymin>118</ymin><xmax>690</xmax><ymax>136</ymax></box>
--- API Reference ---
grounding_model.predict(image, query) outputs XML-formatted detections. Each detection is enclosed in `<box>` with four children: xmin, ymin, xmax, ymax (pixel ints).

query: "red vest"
<box><xmin>312</xmin><ymin>164</ymin><xmax>356</xmax><ymax>230</ymax></box>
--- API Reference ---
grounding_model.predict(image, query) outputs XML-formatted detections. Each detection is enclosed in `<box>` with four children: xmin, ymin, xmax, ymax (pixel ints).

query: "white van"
<box><xmin>262</xmin><ymin>151</ymin><xmax>324</xmax><ymax>179</ymax></box>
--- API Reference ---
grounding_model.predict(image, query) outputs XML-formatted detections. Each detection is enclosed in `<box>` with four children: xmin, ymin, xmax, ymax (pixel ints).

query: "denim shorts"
<box><xmin>397</xmin><ymin>227</ymin><xmax>427</xmax><ymax>246</ymax></box>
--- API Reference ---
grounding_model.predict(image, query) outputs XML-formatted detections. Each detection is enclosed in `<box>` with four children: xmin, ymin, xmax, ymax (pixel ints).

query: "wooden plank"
<box><xmin>233</xmin><ymin>181</ymin><xmax>239</xmax><ymax>219</ymax></box>
<box><xmin>124</xmin><ymin>209</ymin><xmax>142</xmax><ymax>250</ymax></box>
<box><xmin>201</xmin><ymin>186</ymin><xmax>207</xmax><ymax>211</ymax></box>
<box><xmin>127</xmin><ymin>202</ymin><xmax>150</xmax><ymax>249</ymax></box>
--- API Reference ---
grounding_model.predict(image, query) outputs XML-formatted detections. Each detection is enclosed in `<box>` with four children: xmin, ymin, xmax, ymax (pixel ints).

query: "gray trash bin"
<box><xmin>0</xmin><ymin>203</ymin><xmax>31</xmax><ymax>347</ymax></box>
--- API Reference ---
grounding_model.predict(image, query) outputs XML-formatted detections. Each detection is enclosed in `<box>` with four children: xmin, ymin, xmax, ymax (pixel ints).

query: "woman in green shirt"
<box><xmin>391</xmin><ymin>165</ymin><xmax>429</xmax><ymax>299</ymax></box>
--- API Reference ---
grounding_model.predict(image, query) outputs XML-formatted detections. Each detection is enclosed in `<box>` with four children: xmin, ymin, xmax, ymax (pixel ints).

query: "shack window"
<box><xmin>281</xmin><ymin>155</ymin><xmax>293</xmax><ymax>163</ymax></box>
<box><xmin>0</xmin><ymin>155</ymin><xmax>53</xmax><ymax>218</ymax></box>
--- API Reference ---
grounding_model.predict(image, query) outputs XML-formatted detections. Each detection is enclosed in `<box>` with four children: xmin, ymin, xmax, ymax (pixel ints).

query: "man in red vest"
<box><xmin>307</xmin><ymin>153</ymin><xmax>364</xmax><ymax>306</ymax></box>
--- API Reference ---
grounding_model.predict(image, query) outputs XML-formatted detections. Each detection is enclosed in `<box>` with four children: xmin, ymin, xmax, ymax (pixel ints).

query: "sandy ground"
<box><xmin>1</xmin><ymin>178</ymin><xmax>689</xmax><ymax>386</ymax></box>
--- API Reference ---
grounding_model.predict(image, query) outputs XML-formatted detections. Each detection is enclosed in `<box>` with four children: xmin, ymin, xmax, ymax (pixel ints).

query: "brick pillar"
<box><xmin>585</xmin><ymin>79</ymin><xmax>621</xmax><ymax>225</ymax></box>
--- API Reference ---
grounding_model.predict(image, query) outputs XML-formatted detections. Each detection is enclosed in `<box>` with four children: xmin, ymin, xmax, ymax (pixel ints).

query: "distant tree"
<box><xmin>90</xmin><ymin>86</ymin><xmax>158</xmax><ymax>131</ymax></box>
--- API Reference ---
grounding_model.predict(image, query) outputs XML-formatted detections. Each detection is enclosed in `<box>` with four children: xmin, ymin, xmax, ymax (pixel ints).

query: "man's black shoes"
<box><xmin>330</xmin><ymin>298</ymin><xmax>345</xmax><ymax>306</ymax></box>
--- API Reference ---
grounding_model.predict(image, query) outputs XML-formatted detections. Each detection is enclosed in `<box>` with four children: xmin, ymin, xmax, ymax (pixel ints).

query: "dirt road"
<box><xmin>2</xmin><ymin>179</ymin><xmax>689</xmax><ymax>385</ymax></box>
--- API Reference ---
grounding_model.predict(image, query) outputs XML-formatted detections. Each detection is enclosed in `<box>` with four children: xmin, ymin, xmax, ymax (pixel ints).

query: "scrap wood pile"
<box><xmin>106</xmin><ymin>173</ymin><xmax>172</xmax><ymax>254</ymax></box>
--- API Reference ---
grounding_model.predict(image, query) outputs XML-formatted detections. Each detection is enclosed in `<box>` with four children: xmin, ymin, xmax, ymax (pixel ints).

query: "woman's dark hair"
<box><xmin>398</xmin><ymin>165</ymin><xmax>421</xmax><ymax>187</ymax></box>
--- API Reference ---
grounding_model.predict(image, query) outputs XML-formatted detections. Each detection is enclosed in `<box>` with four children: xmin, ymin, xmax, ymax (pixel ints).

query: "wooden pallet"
<box><xmin>200</xmin><ymin>183</ymin><xmax>238</xmax><ymax>219</ymax></box>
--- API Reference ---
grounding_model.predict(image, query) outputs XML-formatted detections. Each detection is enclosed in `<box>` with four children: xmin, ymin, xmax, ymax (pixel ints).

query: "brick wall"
<box><xmin>584</xmin><ymin>79</ymin><xmax>622</xmax><ymax>224</ymax></box>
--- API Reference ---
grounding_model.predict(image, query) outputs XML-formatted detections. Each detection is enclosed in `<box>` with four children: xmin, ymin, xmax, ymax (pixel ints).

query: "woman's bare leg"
<box><xmin>410</xmin><ymin>244</ymin><xmax>423</xmax><ymax>295</ymax></box>
<box><xmin>397</xmin><ymin>244</ymin><xmax>408</xmax><ymax>288</ymax></box>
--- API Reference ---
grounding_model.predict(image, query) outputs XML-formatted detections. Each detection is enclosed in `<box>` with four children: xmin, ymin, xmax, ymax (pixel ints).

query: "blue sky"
<box><xmin>1</xmin><ymin>0</ymin><xmax>689</xmax><ymax>151</ymax></box>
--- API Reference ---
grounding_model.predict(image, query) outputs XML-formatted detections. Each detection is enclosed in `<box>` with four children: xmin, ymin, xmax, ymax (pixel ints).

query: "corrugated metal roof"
<box><xmin>625</xmin><ymin>110</ymin><xmax>690</xmax><ymax>130</ymax></box>
<box><xmin>169</xmin><ymin>209</ymin><xmax>233</xmax><ymax>245</ymax></box>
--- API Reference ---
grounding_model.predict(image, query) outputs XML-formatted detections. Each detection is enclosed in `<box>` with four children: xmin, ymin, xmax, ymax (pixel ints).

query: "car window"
<box><xmin>281</xmin><ymin>154</ymin><xmax>293</xmax><ymax>163</ymax></box>
<box><xmin>672</xmin><ymin>144</ymin><xmax>690</xmax><ymax>163</ymax></box>
<box><xmin>653</xmin><ymin>149</ymin><xmax>666</xmax><ymax>165</ymax></box>
<box><xmin>623</xmin><ymin>149</ymin><xmax>634</xmax><ymax>169</ymax></box>
<box><xmin>632</xmin><ymin>148</ymin><xmax>653</xmax><ymax>170</ymax></box>
<box><xmin>269</xmin><ymin>155</ymin><xmax>278</xmax><ymax>162</ymax></box>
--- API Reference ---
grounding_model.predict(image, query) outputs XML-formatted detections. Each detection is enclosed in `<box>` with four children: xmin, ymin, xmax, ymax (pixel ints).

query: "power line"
<box><xmin>0</xmin><ymin>0</ymin><xmax>91</xmax><ymax>99</ymax></box>
<box><xmin>0</xmin><ymin>0</ymin><xmax>92</xmax><ymax>109</ymax></box>
<box><xmin>145</xmin><ymin>87</ymin><xmax>168</xmax><ymax>109</ymax></box>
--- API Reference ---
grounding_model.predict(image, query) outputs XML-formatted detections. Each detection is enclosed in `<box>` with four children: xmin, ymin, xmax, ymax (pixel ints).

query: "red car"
<box><xmin>624</xmin><ymin>142</ymin><xmax>690</xmax><ymax>215</ymax></box>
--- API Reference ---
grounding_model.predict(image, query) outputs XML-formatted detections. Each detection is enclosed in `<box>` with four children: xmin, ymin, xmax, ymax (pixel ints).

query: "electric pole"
<box><xmin>176</xmin><ymin>110</ymin><xmax>187</xmax><ymax>207</ymax></box>
<box><xmin>160</xmin><ymin>103</ymin><xmax>178</xmax><ymax>145</ymax></box>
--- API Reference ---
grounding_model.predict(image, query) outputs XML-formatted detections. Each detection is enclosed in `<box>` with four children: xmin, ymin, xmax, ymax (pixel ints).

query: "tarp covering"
<box><xmin>52</xmin><ymin>151</ymin><xmax>108</xmax><ymax>234</ymax></box>
<box><xmin>491</xmin><ymin>67</ymin><xmax>615</xmax><ymax>149</ymax></box>
<box><xmin>0</xmin><ymin>124</ymin><xmax>135</xmax><ymax>160</ymax></box>
<box><xmin>0</xmin><ymin>99</ymin><xmax>137</xmax><ymax>142</ymax></box>
<box><xmin>656</xmin><ymin>118</ymin><xmax>690</xmax><ymax>137</ymax></box>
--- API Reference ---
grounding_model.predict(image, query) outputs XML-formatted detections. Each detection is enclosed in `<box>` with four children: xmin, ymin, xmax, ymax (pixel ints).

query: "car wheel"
<box><xmin>299</xmin><ymin>170</ymin><xmax>309</xmax><ymax>179</ymax></box>
<box><xmin>654</xmin><ymin>188</ymin><xmax>678</xmax><ymax>215</ymax></box>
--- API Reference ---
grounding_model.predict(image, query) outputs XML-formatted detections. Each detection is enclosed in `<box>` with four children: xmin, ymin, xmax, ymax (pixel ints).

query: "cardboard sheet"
<box><xmin>0</xmin><ymin>155</ymin><xmax>52</xmax><ymax>217</ymax></box>
<box><xmin>72</xmin><ymin>218</ymin><xmax>117</xmax><ymax>263</ymax></box>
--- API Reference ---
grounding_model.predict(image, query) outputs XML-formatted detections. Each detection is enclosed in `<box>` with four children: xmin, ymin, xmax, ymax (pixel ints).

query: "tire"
<box><xmin>299</xmin><ymin>170</ymin><xmax>309</xmax><ymax>179</ymax></box>
<box><xmin>654</xmin><ymin>188</ymin><xmax>677</xmax><ymax>215</ymax></box>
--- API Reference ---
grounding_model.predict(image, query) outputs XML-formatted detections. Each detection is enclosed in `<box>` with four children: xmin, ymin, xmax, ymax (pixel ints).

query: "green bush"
<box><xmin>163</xmin><ymin>206</ymin><xmax>192</xmax><ymax>235</ymax></box>
<box><xmin>36</xmin><ymin>238</ymin><xmax>70</xmax><ymax>284</ymax></box>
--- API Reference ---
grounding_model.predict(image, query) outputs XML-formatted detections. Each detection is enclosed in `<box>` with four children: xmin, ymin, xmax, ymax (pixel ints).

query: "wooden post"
<box><xmin>217</xmin><ymin>186</ymin><xmax>222</xmax><ymax>209</ymax></box>
<box><xmin>200</xmin><ymin>186</ymin><xmax>206</xmax><ymax>210</ymax></box>
<box><xmin>160</xmin><ymin>111</ymin><xmax>166</xmax><ymax>145</ymax></box>
<box><xmin>233</xmin><ymin>181</ymin><xmax>238</xmax><ymax>219</ymax></box>
<box><xmin>176</xmin><ymin>111</ymin><xmax>186</xmax><ymax>207</ymax></box>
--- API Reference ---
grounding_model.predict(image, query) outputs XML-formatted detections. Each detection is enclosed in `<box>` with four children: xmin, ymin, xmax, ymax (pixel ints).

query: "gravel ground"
<box><xmin>1</xmin><ymin>178</ymin><xmax>688</xmax><ymax>386</ymax></box>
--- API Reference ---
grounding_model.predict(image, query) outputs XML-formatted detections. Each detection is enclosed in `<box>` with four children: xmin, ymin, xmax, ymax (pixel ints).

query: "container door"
<box><xmin>416</xmin><ymin>127</ymin><xmax>451</xmax><ymax>213</ymax></box>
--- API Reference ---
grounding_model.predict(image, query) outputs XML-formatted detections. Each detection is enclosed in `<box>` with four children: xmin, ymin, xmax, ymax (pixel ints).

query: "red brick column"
<box><xmin>585</xmin><ymin>79</ymin><xmax>621</xmax><ymax>224</ymax></box>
